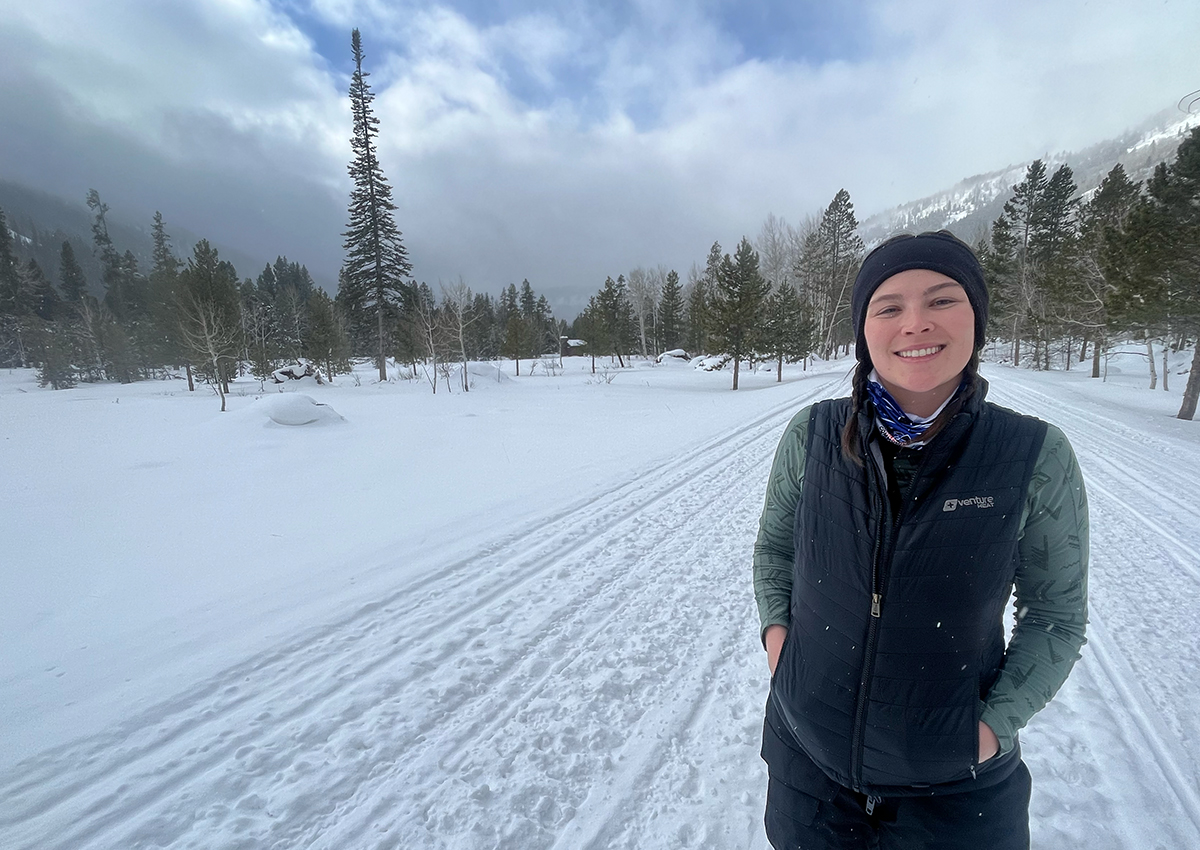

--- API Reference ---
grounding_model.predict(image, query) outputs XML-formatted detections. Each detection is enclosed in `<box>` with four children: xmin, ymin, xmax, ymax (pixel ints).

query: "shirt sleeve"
<box><xmin>753</xmin><ymin>406</ymin><xmax>812</xmax><ymax>646</ymax></box>
<box><xmin>981</xmin><ymin>423</ymin><xmax>1089</xmax><ymax>754</ymax></box>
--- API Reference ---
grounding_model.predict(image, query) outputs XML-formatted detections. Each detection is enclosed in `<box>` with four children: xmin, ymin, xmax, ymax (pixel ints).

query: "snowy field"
<box><xmin>2</xmin><ymin>352</ymin><xmax>1199</xmax><ymax>849</ymax></box>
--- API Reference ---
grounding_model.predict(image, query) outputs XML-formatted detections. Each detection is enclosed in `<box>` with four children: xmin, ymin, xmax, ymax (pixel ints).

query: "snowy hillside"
<box><xmin>860</xmin><ymin>108</ymin><xmax>1200</xmax><ymax>245</ymax></box>
<box><xmin>1</xmin><ymin>356</ymin><xmax>1199</xmax><ymax>848</ymax></box>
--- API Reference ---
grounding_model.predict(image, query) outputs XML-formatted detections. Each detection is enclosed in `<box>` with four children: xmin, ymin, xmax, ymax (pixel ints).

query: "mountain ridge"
<box><xmin>859</xmin><ymin>106</ymin><xmax>1200</xmax><ymax>245</ymax></box>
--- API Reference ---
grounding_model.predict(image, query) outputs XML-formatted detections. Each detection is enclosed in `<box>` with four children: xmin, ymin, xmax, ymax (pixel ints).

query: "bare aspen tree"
<box><xmin>442</xmin><ymin>277</ymin><xmax>478</xmax><ymax>393</ymax></box>
<box><xmin>178</xmin><ymin>293</ymin><xmax>241</xmax><ymax>412</ymax></box>
<box><xmin>756</xmin><ymin>212</ymin><xmax>799</xmax><ymax>292</ymax></box>
<box><xmin>626</xmin><ymin>266</ymin><xmax>660</xmax><ymax>358</ymax></box>
<box><xmin>413</xmin><ymin>284</ymin><xmax>441</xmax><ymax>394</ymax></box>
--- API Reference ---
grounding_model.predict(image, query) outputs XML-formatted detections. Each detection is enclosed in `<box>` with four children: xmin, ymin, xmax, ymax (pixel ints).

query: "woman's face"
<box><xmin>863</xmin><ymin>268</ymin><xmax>975</xmax><ymax>417</ymax></box>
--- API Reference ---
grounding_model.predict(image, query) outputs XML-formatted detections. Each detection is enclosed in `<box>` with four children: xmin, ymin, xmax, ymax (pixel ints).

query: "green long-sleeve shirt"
<box><xmin>753</xmin><ymin>405</ymin><xmax>1089</xmax><ymax>755</ymax></box>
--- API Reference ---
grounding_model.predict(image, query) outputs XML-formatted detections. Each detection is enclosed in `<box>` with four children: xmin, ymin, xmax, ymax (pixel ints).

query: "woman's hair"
<box><xmin>840</xmin><ymin>351</ymin><xmax>981</xmax><ymax>466</ymax></box>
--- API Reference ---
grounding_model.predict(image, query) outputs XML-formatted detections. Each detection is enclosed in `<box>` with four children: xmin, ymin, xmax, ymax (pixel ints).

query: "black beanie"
<box><xmin>851</xmin><ymin>230</ymin><xmax>988</xmax><ymax>363</ymax></box>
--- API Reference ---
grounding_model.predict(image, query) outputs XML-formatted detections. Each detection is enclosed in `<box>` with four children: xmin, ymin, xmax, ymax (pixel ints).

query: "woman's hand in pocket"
<box><xmin>765</xmin><ymin>625</ymin><xmax>788</xmax><ymax>676</ymax></box>
<box><xmin>978</xmin><ymin>722</ymin><xmax>1000</xmax><ymax>763</ymax></box>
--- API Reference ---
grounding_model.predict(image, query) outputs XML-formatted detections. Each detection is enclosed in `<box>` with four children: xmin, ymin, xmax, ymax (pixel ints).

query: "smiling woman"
<box><xmin>753</xmin><ymin>231</ymin><xmax>1090</xmax><ymax>850</ymax></box>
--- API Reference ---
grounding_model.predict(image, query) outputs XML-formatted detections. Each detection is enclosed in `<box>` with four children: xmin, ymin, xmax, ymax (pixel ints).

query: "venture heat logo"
<box><xmin>942</xmin><ymin>495</ymin><xmax>995</xmax><ymax>512</ymax></box>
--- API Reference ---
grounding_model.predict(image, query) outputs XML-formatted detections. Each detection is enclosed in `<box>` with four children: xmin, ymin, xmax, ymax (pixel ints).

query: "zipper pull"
<box><xmin>865</xmin><ymin>795</ymin><xmax>880</xmax><ymax>816</ymax></box>
<box><xmin>871</xmin><ymin>594</ymin><xmax>882</xmax><ymax>617</ymax></box>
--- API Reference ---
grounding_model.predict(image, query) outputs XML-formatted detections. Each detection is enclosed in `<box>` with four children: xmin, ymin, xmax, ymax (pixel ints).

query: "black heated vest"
<box><xmin>770</xmin><ymin>390</ymin><xmax>1046</xmax><ymax>795</ymax></box>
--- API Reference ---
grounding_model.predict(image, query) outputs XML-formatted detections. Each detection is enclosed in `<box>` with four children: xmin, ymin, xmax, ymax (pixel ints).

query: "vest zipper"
<box><xmin>850</xmin><ymin>492</ymin><xmax>894</xmax><ymax>790</ymax></box>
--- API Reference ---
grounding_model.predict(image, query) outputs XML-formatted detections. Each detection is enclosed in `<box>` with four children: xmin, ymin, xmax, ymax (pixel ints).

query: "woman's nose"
<box><xmin>900</xmin><ymin>308</ymin><xmax>934</xmax><ymax>334</ymax></box>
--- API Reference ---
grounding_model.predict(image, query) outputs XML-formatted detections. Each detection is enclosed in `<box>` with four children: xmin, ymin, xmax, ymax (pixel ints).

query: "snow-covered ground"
<box><xmin>1</xmin><ymin>352</ymin><xmax>1198</xmax><ymax>849</ymax></box>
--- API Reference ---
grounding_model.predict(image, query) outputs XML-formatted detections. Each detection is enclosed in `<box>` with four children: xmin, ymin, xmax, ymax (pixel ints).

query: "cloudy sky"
<box><xmin>0</xmin><ymin>0</ymin><xmax>1196</xmax><ymax>315</ymax></box>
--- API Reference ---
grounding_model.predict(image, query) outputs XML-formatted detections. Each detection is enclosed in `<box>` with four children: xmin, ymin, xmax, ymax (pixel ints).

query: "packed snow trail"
<box><xmin>988</xmin><ymin>379</ymin><xmax>1200</xmax><ymax>848</ymax></box>
<box><xmin>2</xmin><ymin>368</ymin><xmax>1198</xmax><ymax>848</ymax></box>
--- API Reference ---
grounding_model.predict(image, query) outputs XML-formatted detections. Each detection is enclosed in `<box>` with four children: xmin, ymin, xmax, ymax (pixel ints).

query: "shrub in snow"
<box><xmin>693</xmin><ymin>355</ymin><xmax>730</xmax><ymax>372</ymax></box>
<box><xmin>657</xmin><ymin>349</ymin><xmax>689</xmax><ymax>363</ymax></box>
<box><xmin>272</xmin><ymin>361</ymin><xmax>324</xmax><ymax>384</ymax></box>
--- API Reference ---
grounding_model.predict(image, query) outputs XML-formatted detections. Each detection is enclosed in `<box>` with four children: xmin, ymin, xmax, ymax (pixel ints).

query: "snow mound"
<box><xmin>258</xmin><ymin>394</ymin><xmax>346</xmax><ymax>427</ymax></box>
<box><xmin>467</xmin><ymin>363</ymin><xmax>514</xmax><ymax>383</ymax></box>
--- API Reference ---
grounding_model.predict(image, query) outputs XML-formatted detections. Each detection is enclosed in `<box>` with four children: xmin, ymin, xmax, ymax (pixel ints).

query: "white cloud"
<box><xmin>0</xmin><ymin>0</ymin><xmax>1196</xmax><ymax>313</ymax></box>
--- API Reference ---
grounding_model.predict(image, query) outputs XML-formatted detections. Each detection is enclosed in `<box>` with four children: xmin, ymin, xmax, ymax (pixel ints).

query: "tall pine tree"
<box><xmin>763</xmin><ymin>280</ymin><xmax>814</xmax><ymax>382</ymax></box>
<box><xmin>709</xmin><ymin>237</ymin><xmax>769</xmax><ymax>390</ymax></box>
<box><xmin>657</xmin><ymin>269</ymin><xmax>684</xmax><ymax>352</ymax></box>
<box><xmin>339</xmin><ymin>28</ymin><xmax>412</xmax><ymax>382</ymax></box>
<box><xmin>1078</xmin><ymin>164</ymin><xmax>1141</xmax><ymax>376</ymax></box>
<box><xmin>801</xmin><ymin>190</ymin><xmax>863</xmax><ymax>358</ymax></box>
<box><xmin>58</xmin><ymin>241</ymin><xmax>88</xmax><ymax>303</ymax></box>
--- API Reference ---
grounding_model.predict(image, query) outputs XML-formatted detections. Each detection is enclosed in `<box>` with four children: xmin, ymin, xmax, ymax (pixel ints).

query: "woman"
<box><xmin>753</xmin><ymin>231</ymin><xmax>1088</xmax><ymax>849</ymax></box>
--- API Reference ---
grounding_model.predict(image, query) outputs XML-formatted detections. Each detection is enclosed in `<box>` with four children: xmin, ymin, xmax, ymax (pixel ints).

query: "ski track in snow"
<box><xmin>0</xmin><ymin>376</ymin><xmax>842</xmax><ymax>850</ymax></box>
<box><xmin>988</xmin><ymin>381</ymin><xmax>1200</xmax><ymax>847</ymax></box>
<box><xmin>3</xmin><ymin>371</ymin><xmax>1199</xmax><ymax>849</ymax></box>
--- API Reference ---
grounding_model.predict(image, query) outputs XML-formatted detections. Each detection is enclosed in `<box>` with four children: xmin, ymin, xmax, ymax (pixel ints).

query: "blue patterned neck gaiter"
<box><xmin>866</xmin><ymin>376</ymin><xmax>960</xmax><ymax>448</ymax></box>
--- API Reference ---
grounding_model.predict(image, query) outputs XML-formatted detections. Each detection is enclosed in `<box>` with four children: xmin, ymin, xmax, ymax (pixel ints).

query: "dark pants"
<box><xmin>764</xmin><ymin>760</ymin><xmax>1032</xmax><ymax>850</ymax></box>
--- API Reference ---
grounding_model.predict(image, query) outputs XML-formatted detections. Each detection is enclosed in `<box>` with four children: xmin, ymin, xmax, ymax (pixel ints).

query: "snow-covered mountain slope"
<box><xmin>860</xmin><ymin>108</ymin><xmax>1200</xmax><ymax>245</ymax></box>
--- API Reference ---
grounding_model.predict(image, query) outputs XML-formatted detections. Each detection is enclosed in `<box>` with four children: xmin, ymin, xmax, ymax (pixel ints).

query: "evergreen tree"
<box><xmin>684</xmin><ymin>266</ymin><xmax>709</xmax><ymax>355</ymax></box>
<box><xmin>503</xmin><ymin>313</ymin><xmax>531</xmax><ymax>374</ymax></box>
<box><xmin>709</xmin><ymin>237</ymin><xmax>770</xmax><ymax>389</ymax></box>
<box><xmin>178</xmin><ymin>240</ymin><xmax>242</xmax><ymax>406</ymax></box>
<box><xmin>339</xmin><ymin>28</ymin><xmax>412</xmax><ymax>382</ymax></box>
<box><xmin>0</xmin><ymin>208</ymin><xmax>30</xmax><ymax>367</ymax></box>
<box><xmin>1077</xmin><ymin>164</ymin><xmax>1141</xmax><ymax>375</ymax></box>
<box><xmin>988</xmin><ymin>161</ymin><xmax>1048</xmax><ymax>365</ymax></box>
<box><xmin>86</xmin><ymin>189</ymin><xmax>126</xmax><ymax>322</ymax></box>
<box><xmin>1031</xmin><ymin>165</ymin><xmax>1081</xmax><ymax>368</ymax></box>
<box><xmin>801</xmin><ymin>190</ymin><xmax>863</xmax><ymax>357</ymax></box>
<box><xmin>657</xmin><ymin>269</ymin><xmax>684</xmax><ymax>352</ymax></box>
<box><xmin>0</xmin><ymin>213</ymin><xmax>23</xmax><ymax>310</ymax></box>
<box><xmin>145</xmin><ymin>212</ymin><xmax>185</xmax><ymax>372</ymax></box>
<box><xmin>469</xmin><ymin>291</ymin><xmax>496</xmax><ymax>359</ymax></box>
<box><xmin>596</xmin><ymin>274</ymin><xmax>636</xmax><ymax>367</ymax></box>
<box><xmin>763</xmin><ymin>280</ymin><xmax>815</xmax><ymax>382</ymax></box>
<box><xmin>28</xmin><ymin>319</ymin><xmax>78</xmax><ymax>390</ymax></box>
<box><xmin>535</xmin><ymin>293</ymin><xmax>556</xmax><ymax>355</ymax></box>
<box><xmin>572</xmin><ymin>294</ymin><xmax>606</xmax><ymax>373</ymax></box>
<box><xmin>519</xmin><ymin>278</ymin><xmax>537</xmax><ymax>319</ymax></box>
<box><xmin>25</xmin><ymin>259</ymin><xmax>61</xmax><ymax>322</ymax></box>
<box><xmin>58</xmin><ymin>241</ymin><xmax>88</xmax><ymax>303</ymax></box>
<box><xmin>305</xmin><ymin>289</ymin><xmax>352</xmax><ymax>383</ymax></box>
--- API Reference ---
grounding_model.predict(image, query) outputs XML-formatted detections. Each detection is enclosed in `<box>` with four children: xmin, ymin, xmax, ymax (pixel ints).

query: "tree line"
<box><xmin>567</xmin><ymin>187</ymin><xmax>862</xmax><ymax>390</ymax></box>
<box><xmin>978</xmin><ymin>126</ymin><xmax>1200</xmax><ymax>419</ymax></box>
<box><xmin>0</xmin><ymin>192</ymin><xmax>571</xmax><ymax>401</ymax></box>
<box><xmin>0</xmin><ymin>192</ymin><xmax>350</xmax><ymax>409</ymax></box>
<box><xmin>565</xmin><ymin>128</ymin><xmax>1200</xmax><ymax>418</ymax></box>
